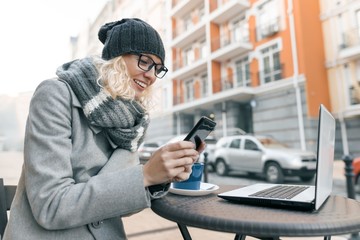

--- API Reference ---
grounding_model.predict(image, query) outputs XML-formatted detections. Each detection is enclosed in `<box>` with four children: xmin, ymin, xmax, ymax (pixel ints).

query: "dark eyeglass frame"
<box><xmin>135</xmin><ymin>54</ymin><xmax>168</xmax><ymax>79</ymax></box>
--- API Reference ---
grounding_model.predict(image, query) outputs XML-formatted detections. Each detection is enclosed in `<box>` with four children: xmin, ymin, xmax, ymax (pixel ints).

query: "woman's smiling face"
<box><xmin>122</xmin><ymin>53</ymin><xmax>161</xmax><ymax>96</ymax></box>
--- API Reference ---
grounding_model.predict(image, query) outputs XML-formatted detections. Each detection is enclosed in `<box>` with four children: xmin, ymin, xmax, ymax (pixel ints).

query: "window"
<box><xmin>348</xmin><ymin>62</ymin><xmax>360</xmax><ymax>105</ymax></box>
<box><xmin>201</xmin><ymin>73</ymin><xmax>208</xmax><ymax>97</ymax></box>
<box><xmin>184</xmin><ymin>47</ymin><xmax>194</xmax><ymax>66</ymax></box>
<box><xmin>232</xmin><ymin>17</ymin><xmax>249</xmax><ymax>42</ymax></box>
<box><xmin>356</xmin><ymin>10</ymin><xmax>360</xmax><ymax>41</ymax></box>
<box><xmin>199</xmin><ymin>39</ymin><xmax>207</xmax><ymax>59</ymax></box>
<box><xmin>199</xmin><ymin>4</ymin><xmax>205</xmax><ymax>22</ymax></box>
<box><xmin>185</xmin><ymin>79</ymin><xmax>194</xmax><ymax>102</ymax></box>
<box><xmin>221</xmin><ymin>24</ymin><xmax>231</xmax><ymax>47</ymax></box>
<box><xmin>260</xmin><ymin>44</ymin><xmax>281</xmax><ymax>84</ymax></box>
<box><xmin>356</xmin><ymin>60</ymin><xmax>360</xmax><ymax>82</ymax></box>
<box><xmin>183</xmin><ymin>13</ymin><xmax>192</xmax><ymax>31</ymax></box>
<box><xmin>235</xmin><ymin>57</ymin><xmax>250</xmax><ymax>87</ymax></box>
<box><xmin>337</xmin><ymin>14</ymin><xmax>347</xmax><ymax>48</ymax></box>
<box><xmin>229</xmin><ymin>139</ymin><xmax>241</xmax><ymax>149</ymax></box>
<box><xmin>244</xmin><ymin>139</ymin><xmax>259</xmax><ymax>151</ymax></box>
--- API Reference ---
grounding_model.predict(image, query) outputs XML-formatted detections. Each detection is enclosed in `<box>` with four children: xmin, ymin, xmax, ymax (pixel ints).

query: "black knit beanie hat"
<box><xmin>98</xmin><ymin>18</ymin><xmax>165</xmax><ymax>64</ymax></box>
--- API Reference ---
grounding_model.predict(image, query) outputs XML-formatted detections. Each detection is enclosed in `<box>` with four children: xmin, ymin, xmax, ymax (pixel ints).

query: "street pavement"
<box><xmin>0</xmin><ymin>151</ymin><xmax>357</xmax><ymax>240</ymax></box>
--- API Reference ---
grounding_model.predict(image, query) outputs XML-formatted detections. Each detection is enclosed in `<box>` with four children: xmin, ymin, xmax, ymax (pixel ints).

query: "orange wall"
<box><xmin>172</xmin><ymin>79</ymin><xmax>178</xmax><ymax>104</ymax></box>
<box><xmin>172</xmin><ymin>18</ymin><xmax>176</xmax><ymax>38</ymax></box>
<box><xmin>210</xmin><ymin>23</ymin><xmax>220</xmax><ymax>52</ymax></box>
<box><xmin>251</xmin><ymin>58</ymin><xmax>259</xmax><ymax>87</ymax></box>
<box><xmin>212</xmin><ymin>61</ymin><xmax>221</xmax><ymax>93</ymax></box>
<box><xmin>294</xmin><ymin>0</ymin><xmax>330</xmax><ymax>116</ymax></box>
<box><xmin>209</xmin><ymin>0</ymin><xmax>217</xmax><ymax>13</ymax></box>
<box><xmin>280</xmin><ymin>0</ymin><xmax>294</xmax><ymax>80</ymax></box>
<box><xmin>194</xmin><ymin>80</ymin><xmax>200</xmax><ymax>99</ymax></box>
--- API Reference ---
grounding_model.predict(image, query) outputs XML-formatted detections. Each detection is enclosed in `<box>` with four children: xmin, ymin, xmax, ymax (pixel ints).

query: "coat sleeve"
<box><xmin>23</xmin><ymin>80</ymin><xmax>151</xmax><ymax>230</ymax></box>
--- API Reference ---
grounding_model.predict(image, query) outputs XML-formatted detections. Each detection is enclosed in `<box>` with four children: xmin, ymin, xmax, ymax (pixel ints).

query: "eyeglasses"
<box><xmin>135</xmin><ymin>54</ymin><xmax>168</xmax><ymax>79</ymax></box>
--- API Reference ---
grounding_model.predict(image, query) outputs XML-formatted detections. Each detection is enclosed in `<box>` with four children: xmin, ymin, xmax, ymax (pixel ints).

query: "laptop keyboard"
<box><xmin>249</xmin><ymin>185</ymin><xmax>310</xmax><ymax>199</ymax></box>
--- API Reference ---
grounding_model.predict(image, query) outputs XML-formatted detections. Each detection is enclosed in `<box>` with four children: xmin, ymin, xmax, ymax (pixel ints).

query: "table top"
<box><xmin>151</xmin><ymin>185</ymin><xmax>360</xmax><ymax>237</ymax></box>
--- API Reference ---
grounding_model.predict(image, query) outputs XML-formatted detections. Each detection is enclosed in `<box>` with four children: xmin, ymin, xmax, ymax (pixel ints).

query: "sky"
<box><xmin>0</xmin><ymin>0</ymin><xmax>109</xmax><ymax>95</ymax></box>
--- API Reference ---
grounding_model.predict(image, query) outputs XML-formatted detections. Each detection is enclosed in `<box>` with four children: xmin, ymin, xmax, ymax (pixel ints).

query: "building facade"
<box><xmin>71</xmin><ymin>0</ymin><xmax>360</xmax><ymax>157</ymax></box>
<box><xmin>319</xmin><ymin>0</ymin><xmax>360</xmax><ymax>157</ymax></box>
<box><xmin>148</xmin><ymin>0</ymin><xmax>335</xmax><ymax>155</ymax></box>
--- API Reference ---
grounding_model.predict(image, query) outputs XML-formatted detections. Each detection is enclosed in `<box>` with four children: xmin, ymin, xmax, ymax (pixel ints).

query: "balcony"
<box><xmin>210</xmin><ymin>0</ymin><xmax>250</xmax><ymax>24</ymax></box>
<box><xmin>211</xmin><ymin>28</ymin><xmax>252</xmax><ymax>61</ymax></box>
<box><xmin>338</xmin><ymin>27</ymin><xmax>360</xmax><ymax>60</ymax></box>
<box><xmin>173</xmin><ymin>81</ymin><xmax>254</xmax><ymax>112</ymax></box>
<box><xmin>172</xmin><ymin>22</ymin><xmax>206</xmax><ymax>48</ymax></box>
<box><xmin>171</xmin><ymin>0</ymin><xmax>203</xmax><ymax>18</ymax></box>
<box><xmin>172</xmin><ymin>58</ymin><xmax>207</xmax><ymax>79</ymax></box>
<box><xmin>218</xmin><ymin>70</ymin><xmax>252</xmax><ymax>92</ymax></box>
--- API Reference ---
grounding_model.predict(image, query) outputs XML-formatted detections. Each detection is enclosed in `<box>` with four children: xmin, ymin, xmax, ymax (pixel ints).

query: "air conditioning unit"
<box><xmin>261</xmin><ymin>22</ymin><xmax>279</xmax><ymax>38</ymax></box>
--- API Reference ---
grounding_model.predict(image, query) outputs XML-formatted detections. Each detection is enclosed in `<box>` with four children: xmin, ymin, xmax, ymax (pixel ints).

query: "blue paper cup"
<box><xmin>172</xmin><ymin>162</ymin><xmax>204</xmax><ymax>190</ymax></box>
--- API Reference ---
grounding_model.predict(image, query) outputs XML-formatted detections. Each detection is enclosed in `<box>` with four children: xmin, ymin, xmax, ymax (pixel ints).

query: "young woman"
<box><xmin>4</xmin><ymin>18</ymin><xmax>203</xmax><ymax>240</ymax></box>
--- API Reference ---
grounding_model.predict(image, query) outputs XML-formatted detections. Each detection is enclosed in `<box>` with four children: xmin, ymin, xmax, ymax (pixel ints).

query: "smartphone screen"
<box><xmin>184</xmin><ymin>116</ymin><xmax>216</xmax><ymax>149</ymax></box>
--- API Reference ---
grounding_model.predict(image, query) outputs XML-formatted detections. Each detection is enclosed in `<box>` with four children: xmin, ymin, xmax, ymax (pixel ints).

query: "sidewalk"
<box><xmin>0</xmin><ymin>152</ymin><xmax>354</xmax><ymax>239</ymax></box>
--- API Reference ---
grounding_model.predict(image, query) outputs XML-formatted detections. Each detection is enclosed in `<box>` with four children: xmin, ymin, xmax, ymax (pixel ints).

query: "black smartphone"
<box><xmin>184</xmin><ymin>116</ymin><xmax>217</xmax><ymax>149</ymax></box>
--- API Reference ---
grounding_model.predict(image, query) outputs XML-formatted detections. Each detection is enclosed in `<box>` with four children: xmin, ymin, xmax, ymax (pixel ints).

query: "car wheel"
<box><xmin>264</xmin><ymin>162</ymin><xmax>284</xmax><ymax>183</ymax></box>
<box><xmin>215</xmin><ymin>159</ymin><xmax>228</xmax><ymax>176</ymax></box>
<box><xmin>299</xmin><ymin>175</ymin><xmax>314</xmax><ymax>182</ymax></box>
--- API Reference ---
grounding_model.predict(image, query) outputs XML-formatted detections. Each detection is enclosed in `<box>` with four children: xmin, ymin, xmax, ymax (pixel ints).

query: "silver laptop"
<box><xmin>218</xmin><ymin>104</ymin><xmax>335</xmax><ymax>211</ymax></box>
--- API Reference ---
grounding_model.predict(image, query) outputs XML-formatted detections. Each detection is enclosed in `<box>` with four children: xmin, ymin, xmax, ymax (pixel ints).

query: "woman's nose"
<box><xmin>143</xmin><ymin>67</ymin><xmax>156</xmax><ymax>80</ymax></box>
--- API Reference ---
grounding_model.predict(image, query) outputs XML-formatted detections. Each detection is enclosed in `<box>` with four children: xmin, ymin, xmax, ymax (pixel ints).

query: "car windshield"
<box><xmin>258</xmin><ymin>137</ymin><xmax>288</xmax><ymax>149</ymax></box>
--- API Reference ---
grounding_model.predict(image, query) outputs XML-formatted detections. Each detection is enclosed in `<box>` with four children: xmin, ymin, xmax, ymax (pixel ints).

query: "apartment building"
<box><xmin>146</xmin><ymin>0</ymin><xmax>333</xmax><ymax>155</ymax></box>
<box><xmin>320</xmin><ymin>0</ymin><xmax>360</xmax><ymax>157</ymax></box>
<box><xmin>71</xmin><ymin>0</ymin><xmax>359</xmax><ymax>157</ymax></box>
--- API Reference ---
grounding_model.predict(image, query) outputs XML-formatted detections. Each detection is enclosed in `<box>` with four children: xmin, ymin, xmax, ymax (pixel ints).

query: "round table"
<box><xmin>151</xmin><ymin>185</ymin><xmax>360</xmax><ymax>239</ymax></box>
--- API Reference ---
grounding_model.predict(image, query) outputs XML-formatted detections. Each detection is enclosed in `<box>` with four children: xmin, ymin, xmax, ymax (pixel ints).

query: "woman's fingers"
<box><xmin>162</xmin><ymin>141</ymin><xmax>195</xmax><ymax>152</ymax></box>
<box><xmin>143</xmin><ymin>140</ymin><xmax>203</xmax><ymax>186</ymax></box>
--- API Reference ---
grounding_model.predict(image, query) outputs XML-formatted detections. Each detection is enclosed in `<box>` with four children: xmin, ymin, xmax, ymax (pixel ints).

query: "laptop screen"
<box><xmin>314</xmin><ymin>105</ymin><xmax>335</xmax><ymax>210</ymax></box>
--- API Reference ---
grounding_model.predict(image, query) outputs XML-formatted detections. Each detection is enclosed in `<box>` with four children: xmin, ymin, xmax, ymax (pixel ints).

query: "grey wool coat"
<box><xmin>3</xmin><ymin>79</ymin><xmax>168</xmax><ymax>240</ymax></box>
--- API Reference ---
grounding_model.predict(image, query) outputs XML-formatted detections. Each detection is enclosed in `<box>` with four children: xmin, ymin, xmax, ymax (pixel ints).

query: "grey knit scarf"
<box><xmin>56</xmin><ymin>57</ymin><xmax>149</xmax><ymax>152</ymax></box>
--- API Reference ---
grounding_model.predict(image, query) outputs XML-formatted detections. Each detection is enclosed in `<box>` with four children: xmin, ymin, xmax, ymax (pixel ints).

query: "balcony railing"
<box><xmin>218</xmin><ymin>64</ymin><xmax>283</xmax><ymax>91</ymax></box>
<box><xmin>172</xmin><ymin>55</ymin><xmax>204</xmax><ymax>72</ymax></box>
<box><xmin>211</xmin><ymin>26</ymin><xmax>250</xmax><ymax>52</ymax></box>
<box><xmin>210</xmin><ymin>69</ymin><xmax>252</xmax><ymax>92</ymax></box>
<box><xmin>173</xmin><ymin>78</ymin><xmax>210</xmax><ymax>105</ymax></box>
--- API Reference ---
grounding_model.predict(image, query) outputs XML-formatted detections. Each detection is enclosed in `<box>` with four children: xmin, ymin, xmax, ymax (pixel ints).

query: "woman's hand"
<box><xmin>142</xmin><ymin>141</ymin><xmax>199</xmax><ymax>187</ymax></box>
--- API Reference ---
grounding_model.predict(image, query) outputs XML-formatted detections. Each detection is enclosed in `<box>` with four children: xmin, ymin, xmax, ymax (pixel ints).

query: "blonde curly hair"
<box><xmin>92</xmin><ymin>56</ymin><xmax>154</xmax><ymax>110</ymax></box>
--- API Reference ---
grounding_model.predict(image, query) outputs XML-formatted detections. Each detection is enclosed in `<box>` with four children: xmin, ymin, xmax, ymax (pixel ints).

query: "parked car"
<box><xmin>211</xmin><ymin>135</ymin><xmax>317</xmax><ymax>183</ymax></box>
<box><xmin>138</xmin><ymin>136</ymin><xmax>174</xmax><ymax>164</ymax></box>
<box><xmin>353</xmin><ymin>156</ymin><xmax>360</xmax><ymax>192</ymax></box>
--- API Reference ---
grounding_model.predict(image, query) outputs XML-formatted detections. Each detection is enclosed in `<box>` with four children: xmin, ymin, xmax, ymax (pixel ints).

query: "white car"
<box><xmin>211</xmin><ymin>135</ymin><xmax>317</xmax><ymax>183</ymax></box>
